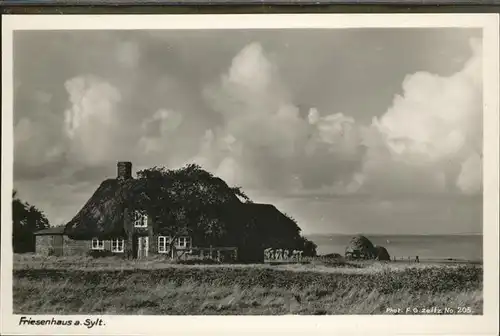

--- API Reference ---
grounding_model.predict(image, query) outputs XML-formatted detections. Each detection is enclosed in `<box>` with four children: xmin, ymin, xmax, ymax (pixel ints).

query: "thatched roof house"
<box><xmin>35</xmin><ymin>161</ymin><xmax>313</xmax><ymax>262</ymax></box>
<box><xmin>34</xmin><ymin>226</ymin><xmax>66</xmax><ymax>236</ymax></box>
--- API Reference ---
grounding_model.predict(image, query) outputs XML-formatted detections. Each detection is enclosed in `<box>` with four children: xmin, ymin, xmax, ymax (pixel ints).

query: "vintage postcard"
<box><xmin>1</xmin><ymin>13</ymin><xmax>499</xmax><ymax>336</ymax></box>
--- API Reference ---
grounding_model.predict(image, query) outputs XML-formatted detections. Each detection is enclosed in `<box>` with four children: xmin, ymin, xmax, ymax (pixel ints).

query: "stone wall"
<box><xmin>36</xmin><ymin>233</ymin><xmax>197</xmax><ymax>259</ymax></box>
<box><xmin>35</xmin><ymin>235</ymin><xmax>65</xmax><ymax>256</ymax></box>
<box><xmin>63</xmin><ymin>237</ymin><xmax>131</xmax><ymax>257</ymax></box>
<box><xmin>62</xmin><ymin>236</ymin><xmax>90</xmax><ymax>256</ymax></box>
<box><xmin>35</xmin><ymin>235</ymin><xmax>131</xmax><ymax>257</ymax></box>
<box><xmin>35</xmin><ymin>236</ymin><xmax>53</xmax><ymax>256</ymax></box>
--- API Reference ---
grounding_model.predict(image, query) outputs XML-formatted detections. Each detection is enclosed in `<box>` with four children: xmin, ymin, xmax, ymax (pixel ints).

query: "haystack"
<box><xmin>344</xmin><ymin>235</ymin><xmax>376</xmax><ymax>259</ymax></box>
<box><xmin>374</xmin><ymin>245</ymin><xmax>391</xmax><ymax>261</ymax></box>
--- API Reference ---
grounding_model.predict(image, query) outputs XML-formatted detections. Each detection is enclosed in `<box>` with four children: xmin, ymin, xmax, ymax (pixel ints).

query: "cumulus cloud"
<box><xmin>14</xmin><ymin>117</ymin><xmax>65</xmax><ymax>172</ymax></box>
<box><xmin>17</xmin><ymin>37</ymin><xmax>482</xmax><ymax>202</ymax></box>
<box><xmin>138</xmin><ymin>108</ymin><xmax>184</xmax><ymax>155</ymax></box>
<box><xmin>63</xmin><ymin>75</ymin><xmax>123</xmax><ymax>165</ymax></box>
<box><xmin>306</xmin><ymin>109</ymin><xmax>361</xmax><ymax>157</ymax></box>
<box><xmin>199</xmin><ymin>42</ymin><xmax>364</xmax><ymax>192</ymax></box>
<box><xmin>12</xmin><ymin>30</ymin><xmax>483</xmax><ymax>231</ymax></box>
<box><xmin>195</xmin><ymin>38</ymin><xmax>482</xmax><ymax>197</ymax></box>
<box><xmin>353</xmin><ymin>38</ymin><xmax>482</xmax><ymax>194</ymax></box>
<box><xmin>456</xmin><ymin>153</ymin><xmax>482</xmax><ymax>194</ymax></box>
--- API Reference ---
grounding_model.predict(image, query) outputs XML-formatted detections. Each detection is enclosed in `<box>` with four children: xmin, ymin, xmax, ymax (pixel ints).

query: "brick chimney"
<box><xmin>117</xmin><ymin>161</ymin><xmax>132</xmax><ymax>180</ymax></box>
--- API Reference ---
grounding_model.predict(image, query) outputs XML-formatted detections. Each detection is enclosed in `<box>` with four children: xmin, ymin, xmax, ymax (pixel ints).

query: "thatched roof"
<box><xmin>244</xmin><ymin>203</ymin><xmax>294</xmax><ymax>227</ymax></box>
<box><xmin>63</xmin><ymin>170</ymin><xmax>239</xmax><ymax>238</ymax></box>
<box><xmin>64</xmin><ymin>178</ymin><xmax>146</xmax><ymax>239</ymax></box>
<box><xmin>374</xmin><ymin>245</ymin><xmax>391</xmax><ymax>261</ymax></box>
<box><xmin>63</xmin><ymin>174</ymin><xmax>294</xmax><ymax>242</ymax></box>
<box><xmin>243</xmin><ymin>203</ymin><xmax>302</xmax><ymax>247</ymax></box>
<box><xmin>345</xmin><ymin>235</ymin><xmax>376</xmax><ymax>258</ymax></box>
<box><xmin>34</xmin><ymin>226</ymin><xmax>66</xmax><ymax>236</ymax></box>
<box><xmin>200</xmin><ymin>203</ymin><xmax>300</xmax><ymax>244</ymax></box>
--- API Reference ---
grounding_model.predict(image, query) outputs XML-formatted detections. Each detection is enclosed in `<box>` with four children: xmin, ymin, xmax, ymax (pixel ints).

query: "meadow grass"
<box><xmin>13</xmin><ymin>254</ymin><xmax>483</xmax><ymax>315</ymax></box>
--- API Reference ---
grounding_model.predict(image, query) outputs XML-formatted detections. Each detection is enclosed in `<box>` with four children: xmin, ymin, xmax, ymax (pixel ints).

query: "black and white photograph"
<box><xmin>1</xmin><ymin>13</ymin><xmax>499</xmax><ymax>336</ymax></box>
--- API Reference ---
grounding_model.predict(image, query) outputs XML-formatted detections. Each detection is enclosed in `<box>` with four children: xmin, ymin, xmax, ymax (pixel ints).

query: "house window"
<box><xmin>134</xmin><ymin>210</ymin><xmax>148</xmax><ymax>228</ymax></box>
<box><xmin>158</xmin><ymin>236</ymin><xmax>171</xmax><ymax>253</ymax></box>
<box><xmin>91</xmin><ymin>238</ymin><xmax>104</xmax><ymax>250</ymax></box>
<box><xmin>176</xmin><ymin>236</ymin><xmax>191</xmax><ymax>249</ymax></box>
<box><xmin>111</xmin><ymin>238</ymin><xmax>124</xmax><ymax>253</ymax></box>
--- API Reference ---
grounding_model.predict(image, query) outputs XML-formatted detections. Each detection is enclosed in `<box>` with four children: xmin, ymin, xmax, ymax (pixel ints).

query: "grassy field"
<box><xmin>13</xmin><ymin>254</ymin><xmax>483</xmax><ymax>315</ymax></box>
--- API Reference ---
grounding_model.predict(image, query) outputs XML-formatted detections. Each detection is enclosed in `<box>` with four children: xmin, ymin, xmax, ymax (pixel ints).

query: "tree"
<box><xmin>133</xmin><ymin>164</ymin><xmax>243</xmax><ymax>255</ymax></box>
<box><xmin>301</xmin><ymin>237</ymin><xmax>318</xmax><ymax>257</ymax></box>
<box><xmin>12</xmin><ymin>190</ymin><xmax>50</xmax><ymax>253</ymax></box>
<box><xmin>277</xmin><ymin>213</ymin><xmax>317</xmax><ymax>256</ymax></box>
<box><xmin>230</xmin><ymin>186</ymin><xmax>253</xmax><ymax>203</ymax></box>
<box><xmin>131</xmin><ymin>164</ymin><xmax>318</xmax><ymax>260</ymax></box>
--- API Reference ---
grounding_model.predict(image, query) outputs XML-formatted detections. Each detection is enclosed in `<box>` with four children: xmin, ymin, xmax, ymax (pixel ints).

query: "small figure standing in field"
<box><xmin>416</xmin><ymin>256</ymin><xmax>420</xmax><ymax>263</ymax></box>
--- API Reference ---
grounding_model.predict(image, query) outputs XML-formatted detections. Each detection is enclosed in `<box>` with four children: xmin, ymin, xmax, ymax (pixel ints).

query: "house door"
<box><xmin>137</xmin><ymin>237</ymin><xmax>149</xmax><ymax>259</ymax></box>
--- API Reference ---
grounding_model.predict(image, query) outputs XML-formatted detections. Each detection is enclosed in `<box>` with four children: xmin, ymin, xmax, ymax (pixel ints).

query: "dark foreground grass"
<box><xmin>13</xmin><ymin>264</ymin><xmax>483</xmax><ymax>315</ymax></box>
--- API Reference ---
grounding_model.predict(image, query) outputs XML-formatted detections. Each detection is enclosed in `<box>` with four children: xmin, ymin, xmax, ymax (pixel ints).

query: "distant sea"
<box><xmin>306</xmin><ymin>234</ymin><xmax>483</xmax><ymax>261</ymax></box>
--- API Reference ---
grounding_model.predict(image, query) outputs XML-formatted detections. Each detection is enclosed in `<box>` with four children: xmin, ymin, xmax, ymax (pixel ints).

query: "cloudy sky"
<box><xmin>13</xmin><ymin>28</ymin><xmax>483</xmax><ymax>235</ymax></box>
